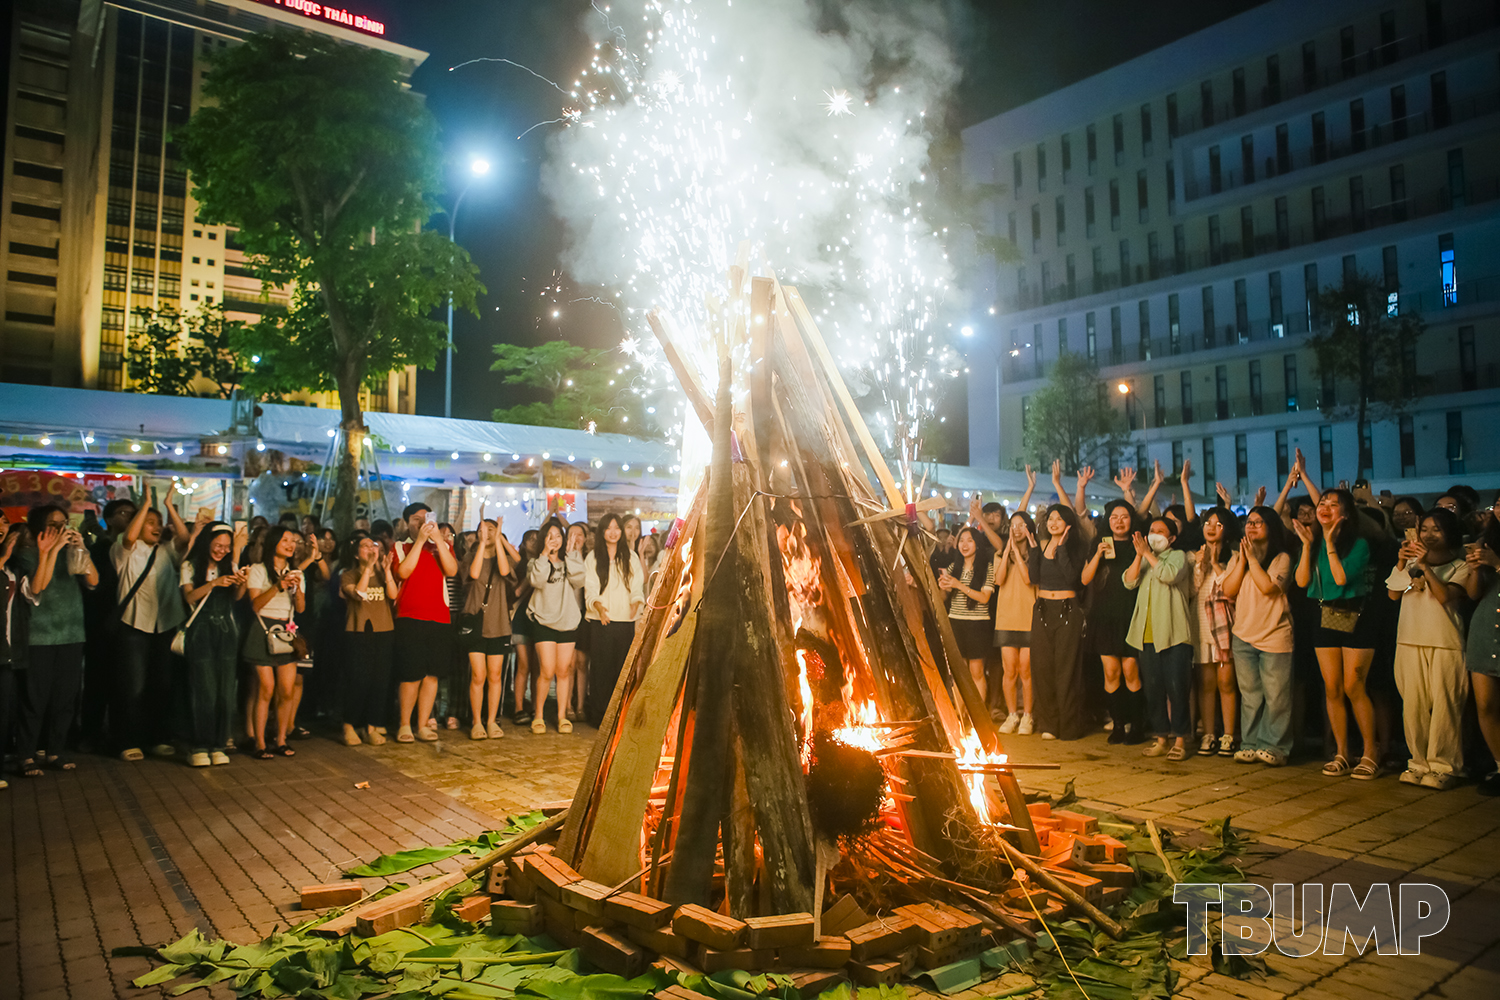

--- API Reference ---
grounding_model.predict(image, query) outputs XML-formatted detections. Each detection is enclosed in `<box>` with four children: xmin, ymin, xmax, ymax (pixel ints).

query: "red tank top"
<box><xmin>395</xmin><ymin>541</ymin><xmax>451</xmax><ymax>623</ymax></box>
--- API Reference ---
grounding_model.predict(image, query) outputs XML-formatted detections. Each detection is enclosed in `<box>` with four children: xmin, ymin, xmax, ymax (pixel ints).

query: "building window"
<box><xmin>1180</xmin><ymin>371</ymin><xmax>1194</xmax><ymax>425</ymax></box>
<box><xmin>1459</xmin><ymin>325</ymin><xmax>1476</xmax><ymax>390</ymax></box>
<box><xmin>1055</xmin><ymin>196</ymin><xmax>1066</xmax><ymax>246</ymax></box>
<box><xmin>1137</xmin><ymin>443</ymin><xmax>1148</xmax><ymax>472</ymax></box>
<box><xmin>1340</xmin><ymin>24</ymin><xmax>1357</xmax><ymax>79</ymax></box>
<box><xmin>1240</xmin><ymin>206</ymin><xmax>1255</xmax><ymax>258</ymax></box>
<box><xmin>1209</xmin><ymin>145</ymin><xmax>1222</xmax><ymax>194</ymax></box>
<box><xmin>1140</xmin><ymin>103</ymin><xmax>1153</xmax><ymax>157</ymax></box>
<box><xmin>1269</xmin><ymin>272</ymin><xmax>1284</xmax><ymax>334</ymax></box>
<box><xmin>1234</xmin><ymin>278</ymin><xmax>1249</xmax><ymax>341</ymax></box>
<box><xmin>1390</xmin><ymin>164</ymin><xmax>1407</xmax><ymax>222</ymax></box>
<box><xmin>1312</xmin><ymin>111</ymin><xmax>1327</xmax><ymax>164</ymax></box>
<box><xmin>1391</xmin><ymin>84</ymin><xmax>1407</xmax><ymax>141</ymax></box>
<box><xmin>1200</xmin><ymin>80</ymin><xmax>1214</xmax><ymax>128</ymax></box>
<box><xmin>1321</xmin><ymin>368</ymin><xmax>1337</xmax><ymax>410</ymax></box>
<box><xmin>1168</xmin><ymin>293</ymin><xmax>1181</xmax><ymax>353</ymax></box>
<box><xmin>1172</xmin><ymin>439</ymin><xmax>1184</xmax><ymax>474</ymax></box>
<box><xmin>1249</xmin><ymin>360</ymin><xmax>1263</xmax><ymax>413</ymax></box>
<box><xmin>1137</xmin><ymin>170</ymin><xmax>1149</xmax><ymax>223</ymax></box>
<box><xmin>1085</xmin><ymin>311</ymin><xmax>1097</xmax><ymax>361</ymax></box>
<box><xmin>1166</xmin><ymin>94</ymin><xmax>1178</xmax><ymax>140</ymax></box>
<box><xmin>1154</xmin><ymin>374</ymin><xmax>1167</xmax><ymax>427</ymax></box>
<box><xmin>191</xmin><ymin>256</ymin><xmax>200</xmax><ymax>264</ymax></box>
<box><xmin>1013</xmin><ymin>152</ymin><xmax>1023</xmax><ymax>195</ymax></box>
<box><xmin>1112</xmin><ymin>113</ymin><xmax>1124</xmax><ymax>165</ymax></box>
<box><xmin>1276</xmin><ymin>429</ymin><xmax>1290</xmax><ymax>480</ymax></box>
<box><xmin>1202</xmin><ymin>286</ymin><xmax>1217</xmax><ymax>349</ymax></box>
<box><xmin>1284</xmin><ymin>354</ymin><xmax>1298</xmax><ymax>411</ymax></box>
<box><xmin>1065</xmin><ymin>253</ymin><xmax>1077</xmax><ymax>296</ymax></box>
<box><xmin>1208</xmin><ymin>215</ymin><xmax>1222</xmax><ymax>264</ymax></box>
<box><xmin>1342</xmin><ymin>254</ymin><xmax>1357</xmax><ymax>287</ymax></box>
<box><xmin>1061</xmin><ymin>134</ymin><xmax>1072</xmax><ymax>181</ymax></box>
<box><xmin>1041</xmin><ymin>261</ymin><xmax>1052</xmax><ymax>299</ymax></box>
<box><xmin>1173</xmin><ymin>224</ymin><xmax>1185</xmax><ymax>273</ymax></box>
<box><xmin>1139</xmin><ymin>299</ymin><xmax>1152</xmax><ymax>360</ymax></box>
<box><xmin>1446</xmin><ymin>411</ymin><xmax>1464</xmax><ymax>474</ymax></box>
<box><xmin>1275</xmin><ymin>123</ymin><xmax>1290</xmax><ymax>175</ymax></box>
<box><xmin>1084</xmin><ymin>187</ymin><xmax>1096</xmax><ymax>238</ymax></box>
<box><xmin>1266</xmin><ymin>54</ymin><xmax>1281</xmax><ymax>103</ymax></box>
<box><xmin>1350</xmin><ymin>98</ymin><xmax>1366</xmax><ymax>152</ymax></box>
<box><xmin>1086</xmin><ymin>123</ymin><xmax>1097</xmax><ymax>175</ymax></box>
<box><xmin>1166</xmin><ymin>161</ymin><xmax>1176</xmax><ymax>215</ymax></box>
<box><xmin>1304</xmin><ymin>262</ymin><xmax>1319</xmax><ymax>326</ymax></box>
<box><xmin>1239</xmin><ymin>135</ymin><xmax>1255</xmax><ymax>187</ymax></box>
<box><xmin>1119</xmin><ymin>240</ymin><xmax>1131</xmax><ymax>287</ymax></box>
<box><xmin>1319</xmin><ymin>425</ymin><xmax>1334</xmax><ymax>489</ymax></box>
<box><xmin>1432</xmin><ymin>71</ymin><xmax>1450</xmax><ymax>128</ymax></box>
<box><xmin>1033</xmin><ymin>323</ymin><xmax>1044</xmax><ymax>379</ymax></box>
<box><xmin>1007</xmin><ymin>211</ymin><xmax>1017</xmax><ymax>246</ymax></box>
<box><xmin>1382</xmin><ymin>245</ymin><xmax>1399</xmax><ymax>298</ymax></box>
<box><xmin>1235</xmin><ymin>434</ymin><xmax>1249</xmax><ymax>490</ymax></box>
<box><xmin>1215</xmin><ymin>366</ymin><xmax>1230</xmax><ymax>420</ymax></box>
<box><xmin>1440</xmin><ymin>233</ymin><xmax>1456</xmax><ymax>306</ymax></box>
<box><xmin>1232</xmin><ymin>67</ymin><xmax>1246</xmax><ymax>117</ymax></box>
<box><xmin>1311</xmin><ymin>186</ymin><xmax>1326</xmax><ymax>240</ymax></box>
<box><xmin>1302</xmin><ymin>39</ymin><xmax>1317</xmax><ymax>91</ymax></box>
<box><xmin>1109</xmin><ymin>179</ymin><xmax>1121</xmax><ymax>231</ymax></box>
<box><xmin>1058</xmin><ymin>317</ymin><xmax>1068</xmax><ymax>355</ymax></box>
<box><xmin>1110</xmin><ymin>305</ymin><xmax>1123</xmax><ymax>363</ymax></box>
<box><xmin>1147</xmin><ymin>231</ymin><xmax>1160</xmax><ymax>278</ymax></box>
<box><xmin>1349</xmin><ymin>175</ymin><xmax>1365</xmax><ymax>231</ymax></box>
<box><xmin>1031</xmin><ymin>204</ymin><xmax>1042</xmax><ymax>254</ymax></box>
<box><xmin>1398</xmin><ymin>415</ymin><xmax>1415</xmax><ymax>476</ymax></box>
<box><xmin>1447</xmin><ymin>148</ymin><xmax>1466</xmax><ymax>209</ymax></box>
<box><xmin>1203</xmin><ymin>437</ymin><xmax>1217</xmax><ymax>480</ymax></box>
<box><xmin>1093</xmin><ymin>246</ymin><xmax>1106</xmax><ymax>293</ymax></box>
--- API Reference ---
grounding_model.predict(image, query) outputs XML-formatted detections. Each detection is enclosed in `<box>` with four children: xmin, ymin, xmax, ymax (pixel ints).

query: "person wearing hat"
<box><xmin>179</xmin><ymin>521</ymin><xmax>248</xmax><ymax>766</ymax></box>
<box><xmin>392</xmin><ymin>502</ymin><xmax>458</xmax><ymax>742</ymax></box>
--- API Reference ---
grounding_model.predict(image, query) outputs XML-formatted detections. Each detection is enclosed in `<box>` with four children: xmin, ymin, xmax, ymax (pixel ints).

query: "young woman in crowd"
<box><xmin>1125</xmin><ymin>516</ymin><xmax>1196</xmax><ymax>760</ymax></box>
<box><xmin>241</xmin><ymin>525</ymin><xmax>306</xmax><ymax>759</ymax></box>
<box><xmin>1082</xmin><ymin>499</ymin><xmax>1144</xmax><ymax>744</ymax></box>
<box><xmin>461</xmin><ymin>516</ymin><xmax>513</xmax><ymax>740</ymax></box>
<box><xmin>622</xmin><ymin>515</ymin><xmax>642</xmax><ymax>556</ymax></box>
<box><xmin>178</xmin><ymin>522</ymin><xmax>247</xmax><ymax>767</ymax></box>
<box><xmin>1193</xmin><ymin>505</ymin><xmax>1241</xmax><ymax>757</ymax></box>
<box><xmin>584</xmin><ymin>514</ymin><xmax>644</xmax><ymax>727</ymax></box>
<box><xmin>1465</xmin><ymin>492</ymin><xmax>1500</xmax><ymax>795</ymax></box>
<box><xmin>637</xmin><ymin>533</ymin><xmax>662</xmax><ymax>596</ymax></box>
<box><xmin>938</xmin><ymin>527</ymin><xmax>994</xmax><ymax>703</ymax></box>
<box><xmin>339</xmin><ymin>532</ymin><xmax>399</xmax><ymax>746</ymax></box>
<box><xmin>990</xmin><ymin>511</ymin><xmax>1037</xmax><ymax>734</ymax></box>
<box><xmin>1387</xmin><ymin>508</ymin><xmax>1470</xmax><ymax>789</ymax></box>
<box><xmin>1</xmin><ymin>518</ymin><xmax>34</xmax><ymax>789</ymax></box>
<box><xmin>1028</xmin><ymin>502</ymin><xmax>1091</xmax><ymax>740</ymax></box>
<box><xmin>525</xmin><ymin>519</ymin><xmax>585</xmax><ymax>734</ymax></box>
<box><xmin>509</xmin><ymin>529</ymin><xmax>540</xmax><ymax>726</ymax></box>
<box><xmin>14</xmin><ymin>506</ymin><xmax>96</xmax><ymax>777</ymax></box>
<box><xmin>565</xmin><ymin>520</ymin><xmax>591</xmax><ymax>723</ymax></box>
<box><xmin>1295</xmin><ymin>488</ymin><xmax>1382</xmax><ymax>779</ymax></box>
<box><xmin>1224</xmin><ymin>506</ymin><xmax>1294</xmax><ymax>766</ymax></box>
<box><xmin>1390</xmin><ymin>497</ymin><xmax>1424</xmax><ymax>537</ymax></box>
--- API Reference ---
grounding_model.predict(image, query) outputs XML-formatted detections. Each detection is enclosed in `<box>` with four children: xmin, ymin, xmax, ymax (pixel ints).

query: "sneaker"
<box><xmin>225</xmin><ymin>738</ymin><xmax>236</xmax><ymax>750</ymax></box>
<box><xmin>1017</xmin><ymin>714</ymin><xmax>1034</xmax><ymax>735</ymax></box>
<box><xmin>1217</xmin><ymin>734</ymin><xmax>1236</xmax><ymax>758</ymax></box>
<box><xmin>1198</xmin><ymin>734</ymin><xmax>1216</xmax><ymax>755</ymax></box>
<box><xmin>151</xmin><ymin>743</ymin><xmax>175</xmax><ymax>757</ymax></box>
<box><xmin>1419</xmin><ymin>772</ymin><xmax>1456</xmax><ymax>790</ymax></box>
<box><xmin>998</xmin><ymin>712</ymin><xmax>1021</xmax><ymax>734</ymax></box>
<box><xmin>470</xmin><ymin>724</ymin><xmax>488</xmax><ymax>741</ymax></box>
<box><xmin>1254</xmin><ymin>749</ymin><xmax>1287</xmax><ymax>767</ymax></box>
<box><xmin>1233</xmin><ymin>748</ymin><xmax>1259</xmax><ymax>764</ymax></box>
<box><xmin>1102</xmin><ymin>718</ymin><xmax>1114</xmax><ymax>731</ymax></box>
<box><xmin>188</xmin><ymin>751</ymin><xmax>211</xmax><ymax>768</ymax></box>
<box><xmin>1040</xmin><ymin>732</ymin><xmax>1056</xmax><ymax>741</ymax></box>
<box><xmin>210</xmin><ymin>751</ymin><xmax>231</xmax><ymax>766</ymax></box>
<box><xmin>531</xmin><ymin>718</ymin><xmax>547</xmax><ymax>735</ymax></box>
<box><xmin>1142</xmin><ymin>739</ymin><xmax>1168</xmax><ymax>757</ymax></box>
<box><xmin>1398</xmin><ymin>769</ymin><xmax>1424</xmax><ymax>786</ymax></box>
<box><xmin>120</xmin><ymin>748</ymin><xmax>144</xmax><ymax>762</ymax></box>
<box><xmin>486</xmin><ymin>721</ymin><xmax>505</xmax><ymax>739</ymax></box>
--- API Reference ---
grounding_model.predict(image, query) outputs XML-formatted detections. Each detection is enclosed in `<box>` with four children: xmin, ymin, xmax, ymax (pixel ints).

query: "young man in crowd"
<box><xmin>391</xmin><ymin>502</ymin><xmax>458</xmax><ymax>742</ymax></box>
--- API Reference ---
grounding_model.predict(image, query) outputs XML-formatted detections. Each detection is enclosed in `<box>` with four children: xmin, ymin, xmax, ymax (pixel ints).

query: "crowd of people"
<box><xmin>0</xmin><ymin>493</ymin><xmax>662</xmax><ymax>785</ymax></box>
<box><xmin>932</xmin><ymin>453</ymin><xmax>1500</xmax><ymax>793</ymax></box>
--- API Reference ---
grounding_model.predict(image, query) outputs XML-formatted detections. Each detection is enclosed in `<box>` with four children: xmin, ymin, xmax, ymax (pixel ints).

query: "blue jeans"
<box><xmin>1231</xmin><ymin>636</ymin><xmax>1294</xmax><ymax>757</ymax></box>
<box><xmin>1136</xmin><ymin>642</ymin><xmax>1192</xmax><ymax>738</ymax></box>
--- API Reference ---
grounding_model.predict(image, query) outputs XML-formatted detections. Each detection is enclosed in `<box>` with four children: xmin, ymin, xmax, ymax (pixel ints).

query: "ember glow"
<box><xmin>541</xmin><ymin>0</ymin><xmax>963</xmax><ymax>485</ymax></box>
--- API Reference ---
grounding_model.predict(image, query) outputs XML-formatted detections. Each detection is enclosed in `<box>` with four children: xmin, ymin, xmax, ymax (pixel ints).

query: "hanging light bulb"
<box><xmin>174</xmin><ymin>444</ymin><xmax>184</xmax><ymax>456</ymax></box>
<box><xmin>39</xmin><ymin>435</ymin><xmax>51</xmax><ymax>446</ymax></box>
<box><xmin>451</xmin><ymin>451</ymin><xmax>460</xmax><ymax>460</ymax></box>
<box><xmin>83</xmin><ymin>432</ymin><xmax>95</xmax><ymax>444</ymax></box>
<box><xmin>255</xmin><ymin>438</ymin><xmax>265</xmax><ymax>452</ymax></box>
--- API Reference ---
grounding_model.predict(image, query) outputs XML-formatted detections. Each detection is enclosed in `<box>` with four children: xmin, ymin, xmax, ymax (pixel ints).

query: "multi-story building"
<box><xmin>963</xmin><ymin>0</ymin><xmax>1500</xmax><ymax>497</ymax></box>
<box><xmin>1</xmin><ymin>0</ymin><xmax>426</xmax><ymax>412</ymax></box>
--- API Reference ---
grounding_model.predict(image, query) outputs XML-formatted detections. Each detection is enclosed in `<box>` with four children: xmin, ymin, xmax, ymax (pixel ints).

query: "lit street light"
<box><xmin>440</xmin><ymin>156</ymin><xmax>491</xmax><ymax>419</ymax></box>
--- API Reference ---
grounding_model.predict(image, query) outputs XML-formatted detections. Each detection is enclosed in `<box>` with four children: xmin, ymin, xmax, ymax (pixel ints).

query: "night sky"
<box><xmin>333</xmin><ymin>0</ymin><xmax>1272</xmax><ymax>438</ymax></box>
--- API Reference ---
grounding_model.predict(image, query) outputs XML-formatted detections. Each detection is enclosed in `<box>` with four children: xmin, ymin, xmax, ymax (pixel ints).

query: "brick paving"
<box><xmin>3</xmin><ymin>718</ymin><xmax>1499</xmax><ymax>999</ymax></box>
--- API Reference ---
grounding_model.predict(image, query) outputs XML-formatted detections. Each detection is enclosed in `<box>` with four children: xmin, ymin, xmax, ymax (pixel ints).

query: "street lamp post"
<box><xmin>443</xmin><ymin>157</ymin><xmax>491</xmax><ymax>419</ymax></box>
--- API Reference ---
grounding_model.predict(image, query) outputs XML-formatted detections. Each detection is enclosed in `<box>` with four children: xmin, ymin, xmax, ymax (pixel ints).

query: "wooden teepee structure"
<box><xmin>556</xmin><ymin>253</ymin><xmax>1041</xmax><ymax>919</ymax></box>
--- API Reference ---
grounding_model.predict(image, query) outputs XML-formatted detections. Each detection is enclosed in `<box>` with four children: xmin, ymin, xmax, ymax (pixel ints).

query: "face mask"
<box><xmin>1147</xmin><ymin>534</ymin><xmax>1170</xmax><ymax>553</ymax></box>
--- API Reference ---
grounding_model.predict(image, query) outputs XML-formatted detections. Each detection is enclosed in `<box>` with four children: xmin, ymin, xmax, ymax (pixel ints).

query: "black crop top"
<box><xmin>1028</xmin><ymin>542</ymin><xmax>1083</xmax><ymax>592</ymax></box>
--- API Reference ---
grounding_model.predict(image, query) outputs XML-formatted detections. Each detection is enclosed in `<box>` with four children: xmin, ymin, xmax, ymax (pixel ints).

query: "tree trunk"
<box><xmin>334</xmin><ymin>352</ymin><xmax>365</xmax><ymax>540</ymax></box>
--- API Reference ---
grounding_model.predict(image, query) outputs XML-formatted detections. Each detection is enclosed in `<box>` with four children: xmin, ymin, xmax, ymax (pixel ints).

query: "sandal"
<box><xmin>1322</xmin><ymin>754</ymin><xmax>1351</xmax><ymax>776</ymax></box>
<box><xmin>253</xmin><ymin>747</ymin><xmax>275</xmax><ymax>760</ymax></box>
<box><xmin>19</xmin><ymin>758</ymin><xmax>44</xmax><ymax>778</ymax></box>
<box><xmin>290</xmin><ymin>727</ymin><xmax>312</xmax><ymax>741</ymax></box>
<box><xmin>274</xmin><ymin>744</ymin><xmax>296</xmax><ymax>757</ymax></box>
<box><xmin>1350</xmin><ymin>755</ymin><xmax>1382</xmax><ymax>780</ymax></box>
<box><xmin>396</xmin><ymin>725</ymin><xmax>415</xmax><ymax>743</ymax></box>
<box><xmin>41</xmin><ymin>754</ymin><xmax>77</xmax><ymax>772</ymax></box>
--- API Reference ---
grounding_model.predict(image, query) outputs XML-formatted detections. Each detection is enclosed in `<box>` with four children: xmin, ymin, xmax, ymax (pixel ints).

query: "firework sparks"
<box><xmin>822</xmin><ymin>88</ymin><xmax>853</xmax><ymax>117</ymax></box>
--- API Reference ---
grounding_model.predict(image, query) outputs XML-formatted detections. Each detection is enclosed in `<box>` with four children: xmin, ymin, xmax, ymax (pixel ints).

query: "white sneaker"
<box><xmin>1398</xmin><ymin>769</ymin><xmax>1424</xmax><ymax>785</ymax></box>
<box><xmin>1420</xmin><ymin>772</ymin><xmax>1456</xmax><ymax>790</ymax></box>
<box><xmin>210</xmin><ymin>751</ymin><xmax>231</xmax><ymax>766</ymax></box>
<box><xmin>1040</xmin><ymin>732</ymin><xmax>1056</xmax><ymax>741</ymax></box>
<box><xmin>1017</xmin><ymin>714</ymin><xmax>1034</xmax><ymax>735</ymax></box>
<box><xmin>188</xmin><ymin>752</ymin><xmax>211</xmax><ymax>768</ymax></box>
<box><xmin>1198</xmin><ymin>733</ymin><xmax>1216</xmax><ymax>754</ymax></box>
<box><xmin>998</xmin><ymin>712</ymin><xmax>1021</xmax><ymax>734</ymax></box>
<box><xmin>151</xmin><ymin>743</ymin><xmax>176</xmax><ymax>757</ymax></box>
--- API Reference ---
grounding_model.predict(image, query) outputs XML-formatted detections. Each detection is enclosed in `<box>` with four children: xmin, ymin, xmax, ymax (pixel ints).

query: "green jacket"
<box><xmin>1124</xmin><ymin>548</ymin><xmax>1194</xmax><ymax>652</ymax></box>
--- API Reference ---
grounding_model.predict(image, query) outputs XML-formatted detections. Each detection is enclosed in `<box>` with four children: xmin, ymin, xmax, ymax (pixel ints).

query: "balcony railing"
<box><xmin>1003</xmin><ymin>174</ymin><xmax>1500</xmax><ymax>315</ymax></box>
<box><xmin>1169</xmin><ymin>11</ymin><xmax>1499</xmax><ymax>141</ymax></box>
<box><xmin>1184</xmin><ymin>88</ymin><xmax>1500</xmax><ymax>201</ymax></box>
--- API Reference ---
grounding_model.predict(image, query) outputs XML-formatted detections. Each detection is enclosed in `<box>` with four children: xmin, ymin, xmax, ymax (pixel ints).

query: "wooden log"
<box><xmin>300</xmin><ymin>884</ymin><xmax>364</xmax><ymax>909</ymax></box>
<box><xmin>310</xmin><ymin>871</ymin><xmax>466</xmax><ymax>938</ymax></box>
<box><xmin>745</xmin><ymin>913</ymin><xmax>816</xmax><ymax>950</ymax></box>
<box><xmin>992</xmin><ymin>836</ymin><xmax>1126</xmax><ymax>939</ymax></box>
<box><xmin>673</xmin><ymin>902</ymin><xmax>748</xmax><ymax>951</ymax></box>
<box><xmin>580</xmin><ymin>925</ymin><xmax>647</xmax><ymax>978</ymax></box>
<box><xmin>724</xmin><ymin>737</ymin><xmax>756</xmax><ymax>918</ymax></box>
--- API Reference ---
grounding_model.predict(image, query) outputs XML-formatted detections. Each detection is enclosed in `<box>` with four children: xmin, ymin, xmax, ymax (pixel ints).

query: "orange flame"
<box><xmin>955</xmin><ymin>730</ymin><xmax>1008</xmax><ymax>825</ymax></box>
<box><xmin>796</xmin><ymin>650</ymin><xmax>814</xmax><ymax>766</ymax></box>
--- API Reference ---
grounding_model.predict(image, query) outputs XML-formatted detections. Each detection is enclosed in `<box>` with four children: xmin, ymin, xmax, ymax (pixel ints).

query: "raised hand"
<box><xmin>1152</xmin><ymin>460</ymin><xmax>1165</xmax><ymax>487</ymax></box>
<box><xmin>1253</xmin><ymin>485</ymin><xmax>1267</xmax><ymax>507</ymax></box>
<box><xmin>1292</xmin><ymin>519</ymin><xmax>1313</xmax><ymax>545</ymax></box>
<box><xmin>1180</xmin><ymin>457</ymin><xmax>1193</xmax><ymax>480</ymax></box>
<box><xmin>36</xmin><ymin>525</ymin><xmax>64</xmax><ymax>554</ymax></box>
<box><xmin>1050</xmin><ymin>459</ymin><xmax>1063</xmax><ymax>481</ymax></box>
<box><xmin>1077</xmin><ymin>465</ymin><xmax>1095</xmax><ymax>488</ymax></box>
<box><xmin>1025</xmin><ymin>464</ymin><xmax>1038</xmax><ymax>490</ymax></box>
<box><xmin>1216</xmin><ymin>481</ymin><xmax>1232</xmax><ymax>507</ymax></box>
<box><xmin>1131</xmin><ymin>532</ymin><xmax>1150</xmax><ymax>557</ymax></box>
<box><xmin>195</xmin><ymin>506</ymin><xmax>215</xmax><ymax>526</ymax></box>
<box><xmin>1114</xmin><ymin>467</ymin><xmax>1136</xmax><ymax>492</ymax></box>
<box><xmin>969</xmin><ymin>494</ymin><xmax>983</xmax><ymax>524</ymax></box>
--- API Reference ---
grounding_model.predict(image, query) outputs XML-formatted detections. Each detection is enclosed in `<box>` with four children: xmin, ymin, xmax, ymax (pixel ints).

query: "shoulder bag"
<box><xmin>170</xmin><ymin>588</ymin><xmax>211</xmax><ymax>657</ymax></box>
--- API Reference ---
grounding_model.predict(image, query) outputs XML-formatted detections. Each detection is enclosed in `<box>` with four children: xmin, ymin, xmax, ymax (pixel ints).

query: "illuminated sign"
<box><xmin>249</xmin><ymin>0</ymin><xmax>388</xmax><ymax>38</ymax></box>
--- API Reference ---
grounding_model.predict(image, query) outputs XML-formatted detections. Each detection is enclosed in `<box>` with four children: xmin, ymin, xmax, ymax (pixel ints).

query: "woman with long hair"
<box><xmin>1388</xmin><ymin>508</ymin><xmax>1470</xmax><ymax>789</ymax></box>
<box><xmin>939</xmin><ymin>527</ymin><xmax>994</xmax><ymax>703</ymax></box>
<box><xmin>566</xmin><ymin>520</ymin><xmax>591</xmax><ymax>722</ymax></box>
<box><xmin>1125</xmin><ymin>516</ymin><xmax>1196</xmax><ymax>760</ymax></box>
<box><xmin>1294</xmin><ymin>488</ymin><xmax>1381</xmax><ymax>779</ymax></box>
<box><xmin>239</xmin><ymin>525</ymin><xmax>305</xmax><ymax>758</ymax></box>
<box><xmin>584</xmin><ymin>514</ymin><xmax>644</xmax><ymax>726</ymax></box>
<box><xmin>1027</xmin><ymin>503</ymin><xmax>1091</xmax><ymax>740</ymax></box>
<box><xmin>525</xmin><ymin>518</ymin><xmax>585</xmax><ymax>733</ymax></box>
<box><xmin>637</xmin><ymin>533</ymin><xmax>662</xmax><ymax>595</ymax></box>
<box><xmin>178</xmin><ymin>522</ymin><xmax>247</xmax><ymax>767</ymax></box>
<box><xmin>461</xmin><ymin>516</ymin><xmax>514</xmax><ymax>740</ymax></box>
<box><xmin>1465</xmin><ymin>492</ymin><xmax>1500</xmax><ymax>795</ymax></box>
<box><xmin>1082</xmin><ymin>499</ymin><xmax>1144</xmax><ymax>744</ymax></box>
<box><xmin>1192</xmin><ymin>507</ymin><xmax>1242</xmax><ymax>757</ymax></box>
<box><xmin>509</xmin><ymin>529</ymin><xmax>540</xmax><ymax>725</ymax></box>
<box><xmin>339</xmin><ymin>532</ymin><xmax>400</xmax><ymax>746</ymax></box>
<box><xmin>991</xmin><ymin>511</ymin><xmax>1038</xmax><ymax>733</ymax></box>
<box><xmin>1224</xmin><ymin>506</ymin><xmax>1294</xmax><ymax>766</ymax></box>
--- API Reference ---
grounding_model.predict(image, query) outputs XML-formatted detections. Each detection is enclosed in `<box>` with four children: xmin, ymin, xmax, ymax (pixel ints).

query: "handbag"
<box><xmin>170</xmin><ymin>588</ymin><xmax>212</xmax><ymax>657</ymax></box>
<box><xmin>1313</xmin><ymin>561</ymin><xmax>1360</xmax><ymax>633</ymax></box>
<box><xmin>260</xmin><ymin>616</ymin><xmax>306</xmax><ymax>657</ymax></box>
<box><xmin>459</xmin><ymin>571</ymin><xmax>494</xmax><ymax>638</ymax></box>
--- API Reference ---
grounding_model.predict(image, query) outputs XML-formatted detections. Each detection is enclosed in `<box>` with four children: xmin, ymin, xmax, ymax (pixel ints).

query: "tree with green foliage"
<box><xmin>490</xmin><ymin>341</ymin><xmax>651</xmax><ymax>435</ymax></box>
<box><xmin>1022</xmin><ymin>352</ymin><xmax>1128</xmax><ymax>472</ymax></box>
<box><xmin>1309</xmin><ymin>272</ymin><xmax>1426</xmax><ymax>478</ymax></box>
<box><xmin>125</xmin><ymin>304</ymin><xmax>249</xmax><ymax>398</ymax></box>
<box><xmin>179</xmin><ymin>31</ymin><xmax>482</xmax><ymax>536</ymax></box>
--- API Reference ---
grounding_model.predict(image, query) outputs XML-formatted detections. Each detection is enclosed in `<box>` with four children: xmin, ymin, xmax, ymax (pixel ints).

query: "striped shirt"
<box><xmin>946</xmin><ymin>557</ymin><xmax>994</xmax><ymax>620</ymax></box>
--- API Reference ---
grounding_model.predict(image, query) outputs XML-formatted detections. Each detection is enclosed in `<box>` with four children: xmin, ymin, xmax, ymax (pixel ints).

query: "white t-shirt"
<box><xmin>1386</xmin><ymin>557</ymin><xmax>1470</xmax><ymax>649</ymax></box>
<box><xmin>247</xmin><ymin>563</ymin><xmax>295</xmax><ymax>620</ymax></box>
<box><xmin>112</xmin><ymin>538</ymin><xmax>186</xmax><ymax>634</ymax></box>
